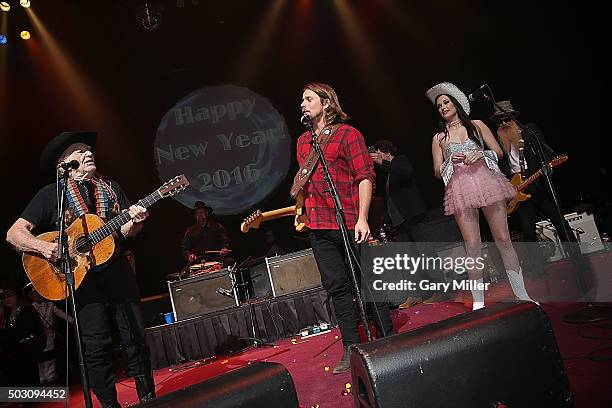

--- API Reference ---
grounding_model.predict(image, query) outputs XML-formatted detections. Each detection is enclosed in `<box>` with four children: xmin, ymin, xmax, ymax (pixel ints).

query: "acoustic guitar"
<box><xmin>506</xmin><ymin>155</ymin><xmax>568</xmax><ymax>214</ymax></box>
<box><xmin>241</xmin><ymin>191</ymin><xmax>306</xmax><ymax>233</ymax></box>
<box><xmin>23</xmin><ymin>175</ymin><xmax>189</xmax><ymax>300</ymax></box>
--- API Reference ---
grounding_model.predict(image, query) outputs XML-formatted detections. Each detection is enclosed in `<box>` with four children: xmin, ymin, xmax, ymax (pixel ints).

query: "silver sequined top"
<box><xmin>440</xmin><ymin>138</ymin><xmax>500</xmax><ymax>186</ymax></box>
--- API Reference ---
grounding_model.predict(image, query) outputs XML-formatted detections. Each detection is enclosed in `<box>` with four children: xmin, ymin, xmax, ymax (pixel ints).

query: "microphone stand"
<box><xmin>482</xmin><ymin>93</ymin><xmax>611</xmax><ymax>324</ymax></box>
<box><xmin>307</xmin><ymin>122</ymin><xmax>372</xmax><ymax>342</ymax></box>
<box><xmin>56</xmin><ymin>168</ymin><xmax>93</xmax><ymax>408</ymax></box>
<box><xmin>231</xmin><ymin>258</ymin><xmax>275</xmax><ymax>348</ymax></box>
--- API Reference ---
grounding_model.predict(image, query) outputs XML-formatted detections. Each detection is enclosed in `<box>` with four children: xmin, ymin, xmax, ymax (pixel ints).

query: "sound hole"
<box><xmin>75</xmin><ymin>235</ymin><xmax>93</xmax><ymax>254</ymax></box>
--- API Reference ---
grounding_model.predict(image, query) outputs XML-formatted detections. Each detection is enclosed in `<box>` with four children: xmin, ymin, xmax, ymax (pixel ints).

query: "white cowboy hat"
<box><xmin>425</xmin><ymin>82</ymin><xmax>470</xmax><ymax>115</ymax></box>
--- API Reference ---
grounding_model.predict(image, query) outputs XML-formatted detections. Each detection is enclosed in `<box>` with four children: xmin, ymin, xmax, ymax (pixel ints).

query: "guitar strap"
<box><xmin>289</xmin><ymin>124</ymin><xmax>339</xmax><ymax>198</ymax></box>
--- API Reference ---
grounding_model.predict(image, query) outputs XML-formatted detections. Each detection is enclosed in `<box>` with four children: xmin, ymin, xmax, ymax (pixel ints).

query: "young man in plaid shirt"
<box><xmin>294</xmin><ymin>82</ymin><xmax>394</xmax><ymax>374</ymax></box>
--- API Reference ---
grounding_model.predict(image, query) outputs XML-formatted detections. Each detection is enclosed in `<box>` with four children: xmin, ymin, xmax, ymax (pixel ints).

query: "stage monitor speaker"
<box><xmin>137</xmin><ymin>361</ymin><xmax>298</xmax><ymax>408</ymax></box>
<box><xmin>351</xmin><ymin>302</ymin><xmax>573</xmax><ymax>408</ymax></box>
<box><xmin>168</xmin><ymin>269</ymin><xmax>239</xmax><ymax>322</ymax></box>
<box><xmin>422</xmin><ymin>208</ymin><xmax>463</xmax><ymax>243</ymax></box>
<box><xmin>265</xmin><ymin>248</ymin><xmax>322</xmax><ymax>297</ymax></box>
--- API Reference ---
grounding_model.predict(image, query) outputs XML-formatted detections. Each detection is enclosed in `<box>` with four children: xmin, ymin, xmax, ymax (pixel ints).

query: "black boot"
<box><xmin>134</xmin><ymin>371</ymin><xmax>156</xmax><ymax>403</ymax></box>
<box><xmin>333</xmin><ymin>347</ymin><xmax>352</xmax><ymax>374</ymax></box>
<box><xmin>99</xmin><ymin>399</ymin><xmax>121</xmax><ymax>408</ymax></box>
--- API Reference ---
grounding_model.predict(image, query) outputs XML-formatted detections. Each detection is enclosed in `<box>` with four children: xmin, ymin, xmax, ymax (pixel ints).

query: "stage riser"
<box><xmin>145</xmin><ymin>287</ymin><xmax>336</xmax><ymax>369</ymax></box>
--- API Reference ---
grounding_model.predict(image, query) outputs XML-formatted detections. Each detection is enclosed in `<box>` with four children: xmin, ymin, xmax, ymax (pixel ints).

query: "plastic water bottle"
<box><xmin>601</xmin><ymin>232</ymin><xmax>611</xmax><ymax>250</ymax></box>
<box><xmin>379</xmin><ymin>226</ymin><xmax>388</xmax><ymax>242</ymax></box>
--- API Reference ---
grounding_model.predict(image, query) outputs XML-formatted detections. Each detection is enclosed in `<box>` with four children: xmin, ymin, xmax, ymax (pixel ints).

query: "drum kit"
<box><xmin>166</xmin><ymin>261</ymin><xmax>224</xmax><ymax>281</ymax></box>
<box><xmin>165</xmin><ymin>250</ymin><xmax>230</xmax><ymax>282</ymax></box>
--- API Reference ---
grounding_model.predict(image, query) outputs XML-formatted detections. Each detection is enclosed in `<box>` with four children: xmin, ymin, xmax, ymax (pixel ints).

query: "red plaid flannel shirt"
<box><xmin>296</xmin><ymin>124</ymin><xmax>375</xmax><ymax>230</ymax></box>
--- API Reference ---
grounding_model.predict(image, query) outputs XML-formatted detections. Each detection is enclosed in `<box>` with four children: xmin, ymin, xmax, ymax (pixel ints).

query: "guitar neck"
<box><xmin>260</xmin><ymin>205</ymin><xmax>297</xmax><ymax>221</ymax></box>
<box><xmin>519</xmin><ymin>169</ymin><xmax>543</xmax><ymax>190</ymax></box>
<box><xmin>89</xmin><ymin>190</ymin><xmax>162</xmax><ymax>244</ymax></box>
<box><xmin>518</xmin><ymin>156</ymin><xmax>566</xmax><ymax>190</ymax></box>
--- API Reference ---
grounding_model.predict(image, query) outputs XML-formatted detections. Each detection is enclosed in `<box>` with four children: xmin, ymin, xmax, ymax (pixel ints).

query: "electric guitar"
<box><xmin>22</xmin><ymin>175</ymin><xmax>189</xmax><ymax>300</ymax></box>
<box><xmin>241</xmin><ymin>191</ymin><xmax>306</xmax><ymax>233</ymax></box>
<box><xmin>506</xmin><ymin>155</ymin><xmax>568</xmax><ymax>214</ymax></box>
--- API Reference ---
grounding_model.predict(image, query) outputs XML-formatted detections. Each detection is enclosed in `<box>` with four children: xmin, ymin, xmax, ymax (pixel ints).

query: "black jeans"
<box><xmin>309</xmin><ymin>229</ymin><xmax>394</xmax><ymax>347</ymax></box>
<box><xmin>78</xmin><ymin>301</ymin><xmax>149</xmax><ymax>406</ymax></box>
<box><xmin>515</xmin><ymin>188</ymin><xmax>576</xmax><ymax>243</ymax></box>
<box><xmin>76</xmin><ymin>256</ymin><xmax>151</xmax><ymax>406</ymax></box>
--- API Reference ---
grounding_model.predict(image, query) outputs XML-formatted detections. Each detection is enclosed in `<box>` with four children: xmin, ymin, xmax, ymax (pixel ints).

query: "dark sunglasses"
<box><xmin>497</xmin><ymin>117</ymin><xmax>512</xmax><ymax>125</ymax></box>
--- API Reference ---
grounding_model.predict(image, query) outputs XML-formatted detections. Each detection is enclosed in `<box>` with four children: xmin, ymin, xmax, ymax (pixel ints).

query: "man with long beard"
<box><xmin>493</xmin><ymin>101</ymin><xmax>574</xmax><ymax>277</ymax></box>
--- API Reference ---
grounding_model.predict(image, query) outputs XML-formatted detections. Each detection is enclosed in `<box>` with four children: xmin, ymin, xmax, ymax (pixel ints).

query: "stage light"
<box><xmin>20</xmin><ymin>30</ymin><xmax>30</xmax><ymax>40</ymax></box>
<box><xmin>0</xmin><ymin>35</ymin><xmax>7</xmax><ymax>44</ymax></box>
<box><xmin>20</xmin><ymin>0</ymin><xmax>31</xmax><ymax>8</ymax></box>
<box><xmin>136</xmin><ymin>1</ymin><xmax>163</xmax><ymax>31</ymax></box>
<box><xmin>0</xmin><ymin>2</ymin><xmax>10</xmax><ymax>12</ymax></box>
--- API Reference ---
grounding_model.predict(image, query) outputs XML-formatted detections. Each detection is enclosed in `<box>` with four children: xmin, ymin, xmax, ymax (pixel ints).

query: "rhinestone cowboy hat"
<box><xmin>425</xmin><ymin>82</ymin><xmax>470</xmax><ymax>115</ymax></box>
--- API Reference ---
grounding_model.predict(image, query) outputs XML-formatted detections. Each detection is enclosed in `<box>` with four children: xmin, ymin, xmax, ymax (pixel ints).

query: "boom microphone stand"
<box><xmin>56</xmin><ymin>165</ymin><xmax>93</xmax><ymax>408</ymax></box>
<box><xmin>479</xmin><ymin>91</ymin><xmax>611</xmax><ymax>324</ymax></box>
<box><xmin>305</xmin><ymin>118</ymin><xmax>372</xmax><ymax>342</ymax></box>
<box><xmin>228</xmin><ymin>258</ymin><xmax>275</xmax><ymax>348</ymax></box>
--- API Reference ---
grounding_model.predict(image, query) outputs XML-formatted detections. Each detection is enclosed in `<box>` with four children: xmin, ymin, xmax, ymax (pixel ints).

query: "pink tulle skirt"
<box><xmin>443</xmin><ymin>160</ymin><xmax>516</xmax><ymax>215</ymax></box>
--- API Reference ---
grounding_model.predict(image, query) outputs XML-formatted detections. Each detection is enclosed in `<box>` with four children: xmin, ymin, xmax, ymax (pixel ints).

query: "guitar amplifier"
<box><xmin>168</xmin><ymin>269</ymin><xmax>239</xmax><ymax>322</ymax></box>
<box><xmin>265</xmin><ymin>248</ymin><xmax>322</xmax><ymax>297</ymax></box>
<box><xmin>536</xmin><ymin>212</ymin><xmax>604</xmax><ymax>261</ymax></box>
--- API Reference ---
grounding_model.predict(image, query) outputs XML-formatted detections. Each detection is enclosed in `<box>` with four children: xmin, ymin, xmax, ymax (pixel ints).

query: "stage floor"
<box><xmin>29</xmin><ymin>250</ymin><xmax>612</xmax><ymax>407</ymax></box>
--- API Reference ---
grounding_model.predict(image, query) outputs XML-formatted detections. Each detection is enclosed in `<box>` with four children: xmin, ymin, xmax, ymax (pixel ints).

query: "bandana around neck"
<box><xmin>64</xmin><ymin>176</ymin><xmax>118</xmax><ymax>220</ymax></box>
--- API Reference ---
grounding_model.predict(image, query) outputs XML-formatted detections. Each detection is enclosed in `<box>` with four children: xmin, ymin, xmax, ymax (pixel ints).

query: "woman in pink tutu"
<box><xmin>426</xmin><ymin>82</ymin><xmax>533</xmax><ymax>310</ymax></box>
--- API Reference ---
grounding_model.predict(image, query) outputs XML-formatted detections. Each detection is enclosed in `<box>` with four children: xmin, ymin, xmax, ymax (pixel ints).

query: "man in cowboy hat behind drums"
<box><xmin>181</xmin><ymin>200</ymin><xmax>234</xmax><ymax>267</ymax></box>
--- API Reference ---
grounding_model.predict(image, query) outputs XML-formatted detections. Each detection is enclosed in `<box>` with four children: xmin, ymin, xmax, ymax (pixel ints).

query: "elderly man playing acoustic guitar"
<box><xmin>6</xmin><ymin>131</ymin><xmax>155</xmax><ymax>408</ymax></box>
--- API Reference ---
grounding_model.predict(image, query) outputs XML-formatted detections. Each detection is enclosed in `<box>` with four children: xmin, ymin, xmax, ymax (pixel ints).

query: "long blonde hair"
<box><xmin>303</xmin><ymin>82</ymin><xmax>349</xmax><ymax>125</ymax></box>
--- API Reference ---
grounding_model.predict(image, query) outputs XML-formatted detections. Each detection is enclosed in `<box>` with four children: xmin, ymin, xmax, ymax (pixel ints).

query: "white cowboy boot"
<box><xmin>506</xmin><ymin>268</ymin><xmax>538</xmax><ymax>304</ymax></box>
<box><xmin>471</xmin><ymin>278</ymin><xmax>485</xmax><ymax>310</ymax></box>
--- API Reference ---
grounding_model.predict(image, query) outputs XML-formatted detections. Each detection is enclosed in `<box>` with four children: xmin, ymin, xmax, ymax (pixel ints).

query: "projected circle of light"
<box><xmin>154</xmin><ymin>84</ymin><xmax>291</xmax><ymax>215</ymax></box>
<box><xmin>0</xmin><ymin>2</ymin><xmax>10</xmax><ymax>12</ymax></box>
<box><xmin>20</xmin><ymin>31</ymin><xmax>31</xmax><ymax>40</ymax></box>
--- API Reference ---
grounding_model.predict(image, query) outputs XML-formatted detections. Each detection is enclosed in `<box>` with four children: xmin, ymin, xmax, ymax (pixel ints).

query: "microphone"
<box><xmin>468</xmin><ymin>84</ymin><xmax>488</xmax><ymax>102</ymax></box>
<box><xmin>300</xmin><ymin>114</ymin><xmax>311</xmax><ymax>127</ymax></box>
<box><xmin>58</xmin><ymin>160</ymin><xmax>80</xmax><ymax>170</ymax></box>
<box><xmin>216</xmin><ymin>288</ymin><xmax>233</xmax><ymax>299</ymax></box>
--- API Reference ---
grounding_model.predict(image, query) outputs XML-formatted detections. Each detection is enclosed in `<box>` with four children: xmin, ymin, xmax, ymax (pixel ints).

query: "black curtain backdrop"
<box><xmin>1</xmin><ymin>0</ymin><xmax>607</xmax><ymax>296</ymax></box>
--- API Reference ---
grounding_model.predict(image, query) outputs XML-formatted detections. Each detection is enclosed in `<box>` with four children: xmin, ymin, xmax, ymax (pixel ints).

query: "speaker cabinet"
<box><xmin>351</xmin><ymin>302</ymin><xmax>573</xmax><ymax>408</ymax></box>
<box><xmin>138</xmin><ymin>361</ymin><xmax>299</xmax><ymax>408</ymax></box>
<box><xmin>537</xmin><ymin>211</ymin><xmax>605</xmax><ymax>261</ymax></box>
<box><xmin>265</xmin><ymin>248</ymin><xmax>322</xmax><ymax>297</ymax></box>
<box><xmin>168</xmin><ymin>269</ymin><xmax>238</xmax><ymax>322</ymax></box>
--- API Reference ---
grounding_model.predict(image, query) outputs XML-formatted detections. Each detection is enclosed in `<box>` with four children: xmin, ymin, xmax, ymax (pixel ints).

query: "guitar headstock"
<box><xmin>159</xmin><ymin>175</ymin><xmax>190</xmax><ymax>197</ymax></box>
<box><xmin>240</xmin><ymin>210</ymin><xmax>263</xmax><ymax>233</ymax></box>
<box><xmin>551</xmin><ymin>154</ymin><xmax>568</xmax><ymax>166</ymax></box>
